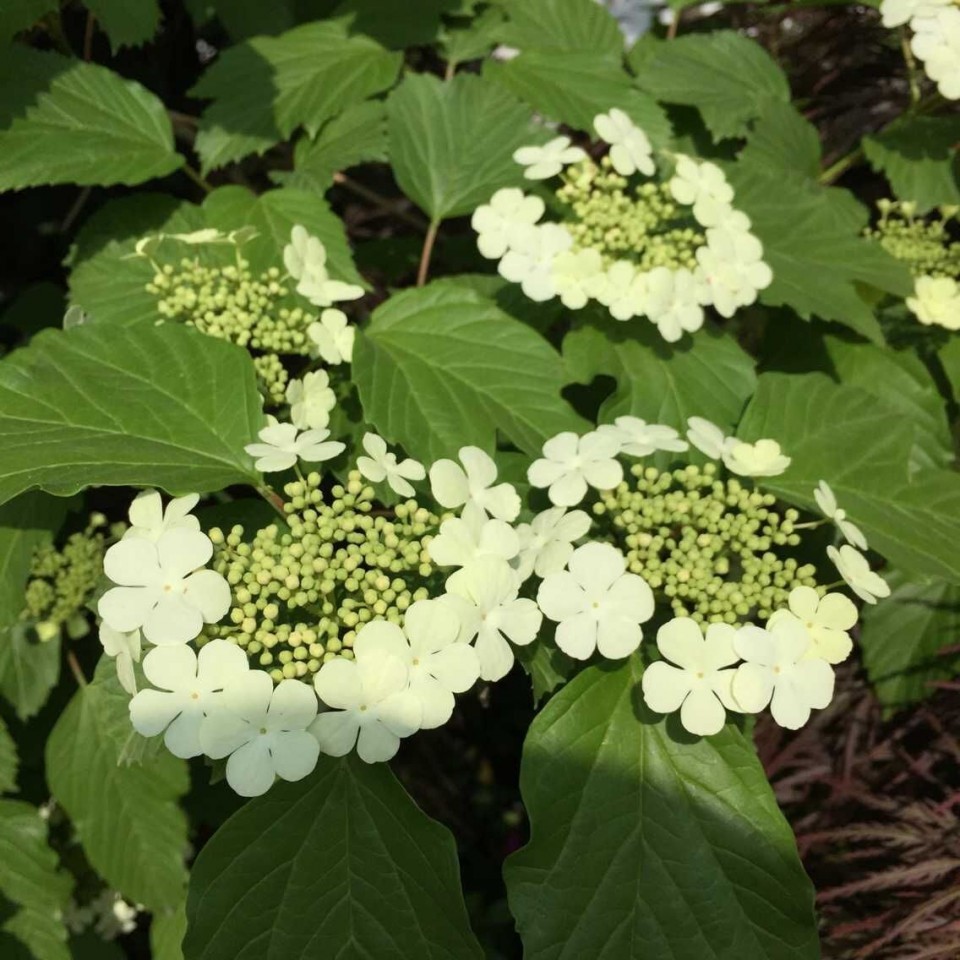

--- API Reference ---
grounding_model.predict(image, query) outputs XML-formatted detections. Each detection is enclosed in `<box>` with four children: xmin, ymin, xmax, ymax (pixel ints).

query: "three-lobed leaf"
<box><xmin>184</xmin><ymin>756</ymin><xmax>484</xmax><ymax>960</ymax></box>
<box><xmin>505</xmin><ymin>660</ymin><xmax>820</xmax><ymax>960</ymax></box>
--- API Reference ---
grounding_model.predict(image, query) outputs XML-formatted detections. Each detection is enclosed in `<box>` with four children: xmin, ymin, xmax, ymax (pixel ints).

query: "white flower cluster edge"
<box><xmin>881</xmin><ymin>0</ymin><xmax>960</xmax><ymax>101</ymax></box>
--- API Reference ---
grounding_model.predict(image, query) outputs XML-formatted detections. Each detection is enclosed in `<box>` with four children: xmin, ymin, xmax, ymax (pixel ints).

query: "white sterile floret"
<box><xmin>445</xmin><ymin>556</ymin><xmax>543</xmax><ymax>681</ymax></box>
<box><xmin>429</xmin><ymin>446</ymin><xmax>521</xmax><ymax>521</ymax></box>
<box><xmin>644</xmin><ymin>266</ymin><xmax>705</xmax><ymax>342</ymax></box>
<box><xmin>601</xmin><ymin>416</ymin><xmax>689</xmax><ymax>458</ymax></box>
<box><xmin>352</xmin><ymin>599</ymin><xmax>481</xmax><ymax>729</ymax></box>
<box><xmin>129</xmin><ymin>640</ymin><xmax>249</xmax><ymax>759</ymax></box>
<box><xmin>244</xmin><ymin>415</ymin><xmax>345</xmax><ymax>473</ymax></box>
<box><xmin>593</xmin><ymin>108</ymin><xmax>655</xmax><ymax>177</ymax></box>
<box><xmin>911</xmin><ymin>9</ymin><xmax>960</xmax><ymax>101</ymax></box>
<box><xmin>286</xmin><ymin>370</ymin><xmax>336</xmax><ymax>431</ymax></box>
<box><xmin>307</xmin><ymin>308</ymin><xmax>355</xmax><ymax>365</ymax></box>
<box><xmin>641</xmin><ymin>617</ymin><xmax>740</xmax><ymax>736</ymax></box>
<box><xmin>722</xmin><ymin>438</ymin><xmax>791</xmax><ymax>477</ymax></box>
<box><xmin>99</xmin><ymin>529</ymin><xmax>230</xmax><ymax>646</ymax></box>
<box><xmin>199</xmin><ymin>671</ymin><xmax>319</xmax><ymax>796</ymax></box>
<box><xmin>356</xmin><ymin>432</ymin><xmax>426</xmax><ymax>498</ymax></box>
<box><xmin>668</xmin><ymin>156</ymin><xmax>735</xmax><ymax>227</ymax></box>
<box><xmin>471</xmin><ymin>188</ymin><xmax>546</xmax><ymax>259</ymax></box>
<box><xmin>769</xmin><ymin>586</ymin><xmax>858</xmax><ymax>665</ymax></box>
<box><xmin>814</xmin><ymin>480</ymin><xmax>868</xmax><ymax>550</ymax></box>
<box><xmin>827</xmin><ymin>544</ymin><xmax>891</xmax><ymax>605</ymax></box>
<box><xmin>880</xmin><ymin>0</ymin><xmax>948</xmax><ymax>27</ymax></box>
<box><xmin>906</xmin><ymin>275</ymin><xmax>960</xmax><ymax>330</ymax></box>
<box><xmin>695</xmin><ymin>231</ymin><xmax>772</xmax><ymax>318</ymax></box>
<box><xmin>312</xmin><ymin>652</ymin><xmax>421</xmax><ymax>762</ymax></box>
<box><xmin>513</xmin><ymin>136</ymin><xmax>587</xmax><ymax>180</ymax></box>
<box><xmin>123</xmin><ymin>490</ymin><xmax>199</xmax><ymax>542</ymax></box>
<box><xmin>514</xmin><ymin>506</ymin><xmax>591</xmax><ymax>580</ymax></box>
<box><xmin>686</xmin><ymin>416</ymin><xmax>735</xmax><ymax>460</ymax></box>
<box><xmin>428</xmin><ymin>501</ymin><xmax>520</xmax><ymax>568</ymax></box>
<box><xmin>732</xmin><ymin>618</ymin><xmax>835</xmax><ymax>730</ymax></box>
<box><xmin>528</xmin><ymin>430</ymin><xmax>623</xmax><ymax>507</ymax></box>
<box><xmin>99</xmin><ymin>624</ymin><xmax>141</xmax><ymax>695</ymax></box>
<box><xmin>284</xmin><ymin>224</ymin><xmax>364</xmax><ymax>308</ymax></box>
<box><xmin>587</xmin><ymin>259</ymin><xmax>649</xmax><ymax>320</ymax></box>
<box><xmin>551</xmin><ymin>247</ymin><xmax>606</xmax><ymax>309</ymax></box>
<box><xmin>537</xmin><ymin>542</ymin><xmax>653</xmax><ymax>660</ymax></box>
<box><xmin>498</xmin><ymin>223</ymin><xmax>574</xmax><ymax>302</ymax></box>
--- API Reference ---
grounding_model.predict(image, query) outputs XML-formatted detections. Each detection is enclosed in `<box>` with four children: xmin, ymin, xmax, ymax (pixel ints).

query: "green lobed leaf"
<box><xmin>563</xmin><ymin>318</ymin><xmax>757</xmax><ymax>440</ymax></box>
<box><xmin>0</xmin><ymin>717</ymin><xmax>17</xmax><ymax>794</ymax></box>
<box><xmin>939</xmin><ymin>336</ymin><xmax>960</xmax><ymax>402</ymax></box>
<box><xmin>505</xmin><ymin>660</ymin><xmax>820</xmax><ymax>960</ymax></box>
<box><xmin>632</xmin><ymin>31</ymin><xmax>789</xmax><ymax>140</ymax></box>
<box><xmin>725</xmin><ymin>162</ymin><xmax>913</xmax><ymax>341</ymax></box>
<box><xmin>860</xmin><ymin>570</ymin><xmax>960</xmax><ymax>711</ymax></box>
<box><xmin>495</xmin><ymin>0</ymin><xmax>623</xmax><ymax>55</ymax></box>
<box><xmin>152</xmin><ymin>902</ymin><xmax>187</xmax><ymax>960</ymax></box>
<box><xmin>0</xmin><ymin>0</ymin><xmax>55</xmax><ymax>39</ymax></box>
<box><xmin>486</xmin><ymin>52</ymin><xmax>671</xmax><ymax>146</ymax></box>
<box><xmin>737</xmin><ymin>371</ymin><xmax>960</xmax><ymax>582</ymax></box>
<box><xmin>353</xmin><ymin>282</ymin><xmax>587</xmax><ymax>462</ymax></box>
<box><xmin>191</xmin><ymin>20</ymin><xmax>402</xmax><ymax>173</ymax></box>
<box><xmin>387</xmin><ymin>72</ymin><xmax>536</xmax><ymax>222</ymax></box>
<box><xmin>863</xmin><ymin>115</ymin><xmax>960</xmax><ymax>213</ymax></box>
<box><xmin>46</xmin><ymin>660</ymin><xmax>190</xmax><ymax>911</ymax></box>
<box><xmin>84</xmin><ymin>0</ymin><xmax>162</xmax><ymax>50</ymax></box>
<box><xmin>0</xmin><ymin>323</ymin><xmax>262</xmax><ymax>507</ymax></box>
<box><xmin>278</xmin><ymin>99</ymin><xmax>389</xmax><ymax>194</ymax></box>
<box><xmin>183</xmin><ymin>756</ymin><xmax>484</xmax><ymax>960</ymax></box>
<box><xmin>440</xmin><ymin>4</ymin><xmax>507</xmax><ymax>65</ymax></box>
<box><xmin>0</xmin><ymin>493</ymin><xmax>68</xmax><ymax>719</ymax></box>
<box><xmin>0</xmin><ymin>799</ymin><xmax>73</xmax><ymax>960</ymax></box>
<box><xmin>0</xmin><ymin>46</ymin><xmax>182</xmax><ymax>191</ymax></box>
<box><xmin>739</xmin><ymin>101</ymin><xmax>822</xmax><ymax>183</ymax></box>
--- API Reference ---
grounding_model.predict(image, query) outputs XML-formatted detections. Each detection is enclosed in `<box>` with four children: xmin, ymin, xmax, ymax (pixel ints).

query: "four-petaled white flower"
<box><xmin>99</xmin><ymin>529</ymin><xmax>231</xmax><ymax>646</ymax></box>
<box><xmin>123</xmin><ymin>490</ymin><xmax>199</xmax><ymax>542</ymax></box>
<box><xmin>769</xmin><ymin>586</ymin><xmax>858</xmax><ymax>665</ymax></box>
<box><xmin>722</xmin><ymin>438</ymin><xmax>791</xmax><ymax>477</ymax></box>
<box><xmin>528</xmin><ymin>431</ymin><xmax>623</xmax><ymax>507</ymax></box>
<box><xmin>428</xmin><ymin>501</ymin><xmax>519</xmax><ymax>568</ymax></box>
<box><xmin>307</xmin><ymin>308</ymin><xmax>355</xmax><ymax>365</ymax></box>
<box><xmin>99</xmin><ymin>623</ymin><xmax>141</xmax><ymax>695</ymax></box>
<box><xmin>686</xmin><ymin>416</ymin><xmax>735</xmax><ymax>460</ymax></box>
<box><xmin>352</xmin><ymin>599</ymin><xmax>481</xmax><ymax>729</ymax></box>
<box><xmin>244</xmin><ymin>415</ymin><xmax>345</xmax><ymax>473</ymax></box>
<box><xmin>513</xmin><ymin>136</ymin><xmax>587</xmax><ymax>180</ymax></box>
<box><xmin>286</xmin><ymin>370</ymin><xmax>336</xmax><ymax>431</ymax></box>
<box><xmin>880</xmin><ymin>0</ymin><xmax>949</xmax><ymax>27</ymax></box>
<box><xmin>537</xmin><ymin>542</ymin><xmax>653</xmax><ymax>660</ymax></box>
<box><xmin>814</xmin><ymin>480</ymin><xmax>868</xmax><ymax>550</ymax></box>
<box><xmin>429</xmin><ymin>446</ymin><xmax>521</xmax><ymax>521</ymax></box>
<box><xmin>600</xmin><ymin>416</ymin><xmax>689</xmax><ymax>458</ymax></box>
<box><xmin>284</xmin><ymin>225</ymin><xmax>364</xmax><ymax>308</ymax></box>
<box><xmin>129</xmin><ymin>640</ymin><xmax>249</xmax><ymax>758</ymax></box>
<box><xmin>445</xmin><ymin>556</ymin><xmax>543</xmax><ymax>681</ymax></box>
<box><xmin>906</xmin><ymin>275</ymin><xmax>960</xmax><ymax>330</ymax></box>
<box><xmin>732</xmin><ymin>618</ymin><xmax>835</xmax><ymax>730</ymax></box>
<box><xmin>551</xmin><ymin>247</ymin><xmax>605</xmax><ymax>309</ymax></box>
<box><xmin>694</xmin><ymin>228</ymin><xmax>772</xmax><ymax>318</ymax></box>
<box><xmin>910</xmin><ymin>10</ymin><xmax>960</xmax><ymax>102</ymax></box>
<box><xmin>312</xmin><ymin>653</ymin><xmax>421</xmax><ymax>762</ymax></box>
<box><xmin>668</xmin><ymin>156</ymin><xmax>735</xmax><ymax>226</ymax></box>
<box><xmin>641</xmin><ymin>617</ymin><xmax>740</xmax><ymax>736</ymax></box>
<box><xmin>471</xmin><ymin>188</ymin><xmax>545</xmax><ymax>259</ymax></box>
<box><xmin>498</xmin><ymin>223</ymin><xmax>574</xmax><ymax>302</ymax></box>
<box><xmin>200</xmin><ymin>671</ymin><xmax>320</xmax><ymax>796</ymax></box>
<box><xmin>827</xmin><ymin>544</ymin><xmax>890</xmax><ymax>605</ymax></box>
<box><xmin>593</xmin><ymin>108</ymin><xmax>655</xmax><ymax>177</ymax></box>
<box><xmin>644</xmin><ymin>267</ymin><xmax>705</xmax><ymax>342</ymax></box>
<box><xmin>587</xmin><ymin>260</ymin><xmax>648</xmax><ymax>321</ymax></box>
<box><xmin>514</xmin><ymin>507</ymin><xmax>591</xmax><ymax>580</ymax></box>
<box><xmin>356</xmin><ymin>432</ymin><xmax>426</xmax><ymax>498</ymax></box>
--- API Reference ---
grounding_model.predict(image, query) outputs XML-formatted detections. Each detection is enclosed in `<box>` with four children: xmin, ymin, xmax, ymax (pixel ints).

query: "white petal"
<box><xmin>680</xmin><ymin>687</ymin><xmax>726</xmax><ymax>736</ymax></box>
<box><xmin>129</xmin><ymin>689</ymin><xmax>183</xmax><ymax>738</ymax></box>
<box><xmin>182</xmin><ymin>569</ymin><xmax>231</xmax><ymax>624</ymax></box>
<box><xmin>792</xmin><ymin>658</ymin><xmax>835</xmax><ymax>710</ymax></box>
<box><xmin>376</xmin><ymin>690</ymin><xmax>422</xmax><ymax>737</ymax></box>
<box><xmin>98</xmin><ymin>586</ymin><xmax>157</xmax><ymax>633</ymax></box>
<box><xmin>429</xmin><ymin>459</ymin><xmax>469</xmax><ymax>508</ymax></box>
<box><xmin>142</xmin><ymin>643</ymin><xmax>196</xmax><ymax>690</ymax></box>
<box><xmin>163</xmin><ymin>708</ymin><xmax>204</xmax><ymax>759</ymax></box>
<box><xmin>270</xmin><ymin>730</ymin><xmax>320</xmax><ymax>782</ymax></box>
<box><xmin>568</xmin><ymin>542</ymin><xmax>625</xmax><ymax>596</ymax></box>
<box><xmin>314</xmin><ymin>658</ymin><xmax>363</xmax><ymax>709</ymax></box>
<box><xmin>157</xmin><ymin>528</ymin><xmax>213</xmax><ymax>580</ymax></box>
<box><xmin>549</xmin><ymin>470</ymin><xmax>588</xmax><ymax>507</ymax></box>
<box><xmin>537</xmin><ymin>572</ymin><xmax>587</xmax><ymax>622</ymax></box>
<box><xmin>479</xmin><ymin>483</ymin><xmax>521</xmax><ymax>522</ymax></box>
<box><xmin>104</xmin><ymin>539</ymin><xmax>160</xmax><ymax>587</ymax></box>
<box><xmin>731</xmin><ymin>663</ymin><xmax>775</xmax><ymax>713</ymax></box>
<box><xmin>196</xmin><ymin>639</ymin><xmax>249</xmax><ymax>686</ymax></box>
<box><xmin>596</xmin><ymin>616</ymin><xmax>642</xmax><ymax>659</ymax></box>
<box><xmin>225</xmin><ymin>738</ymin><xmax>275</xmax><ymax>797</ymax></box>
<box><xmin>554</xmin><ymin>612</ymin><xmax>598</xmax><ymax>660</ymax></box>
<box><xmin>142</xmin><ymin>594</ymin><xmax>203</xmax><ymax>646</ymax></box>
<box><xmin>268</xmin><ymin>678</ymin><xmax>318</xmax><ymax>729</ymax></box>
<box><xmin>656</xmin><ymin>617</ymin><xmax>706</xmax><ymax>670</ymax></box>
<box><xmin>475</xmin><ymin>628</ymin><xmax>516</xmax><ymax>681</ymax></box>
<box><xmin>409</xmin><ymin>675</ymin><xmax>456</xmax><ymax>729</ymax></box>
<box><xmin>769</xmin><ymin>683</ymin><xmax>811</xmax><ymax>731</ymax></box>
<box><xmin>128</xmin><ymin>490</ymin><xmax>163</xmax><ymax>531</ymax></box>
<box><xmin>496</xmin><ymin>598</ymin><xmax>542</xmax><ymax>646</ymax></box>
<box><xmin>641</xmin><ymin>661</ymin><xmax>692</xmax><ymax>714</ymax></box>
<box><xmin>356</xmin><ymin>722</ymin><xmax>401</xmax><ymax>763</ymax></box>
<box><xmin>403</xmin><ymin>599</ymin><xmax>459</xmax><ymax>655</ymax></box>
<box><xmin>427</xmin><ymin>643</ymin><xmax>480</xmax><ymax>693</ymax></box>
<box><xmin>310</xmin><ymin>711</ymin><xmax>359</xmax><ymax>757</ymax></box>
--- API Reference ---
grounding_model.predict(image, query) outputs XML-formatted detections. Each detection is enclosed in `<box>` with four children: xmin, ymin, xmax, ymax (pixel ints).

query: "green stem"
<box><xmin>416</xmin><ymin>219</ymin><xmax>440</xmax><ymax>287</ymax></box>
<box><xmin>257</xmin><ymin>485</ymin><xmax>287</xmax><ymax>518</ymax></box>
<box><xmin>900</xmin><ymin>27</ymin><xmax>921</xmax><ymax>105</ymax></box>
<box><xmin>183</xmin><ymin>163</ymin><xmax>213</xmax><ymax>195</ymax></box>
<box><xmin>818</xmin><ymin>148</ymin><xmax>863</xmax><ymax>186</ymax></box>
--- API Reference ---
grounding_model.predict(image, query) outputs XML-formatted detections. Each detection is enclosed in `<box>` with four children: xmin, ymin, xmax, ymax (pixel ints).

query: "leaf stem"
<box><xmin>818</xmin><ymin>148</ymin><xmax>863</xmax><ymax>186</ymax></box>
<box><xmin>416</xmin><ymin>219</ymin><xmax>440</xmax><ymax>287</ymax></box>
<box><xmin>666</xmin><ymin>13</ymin><xmax>680</xmax><ymax>40</ymax></box>
<box><xmin>183</xmin><ymin>163</ymin><xmax>213</xmax><ymax>195</ymax></box>
<box><xmin>82</xmin><ymin>10</ymin><xmax>95</xmax><ymax>61</ymax></box>
<box><xmin>900</xmin><ymin>27</ymin><xmax>921</xmax><ymax>105</ymax></box>
<box><xmin>67</xmin><ymin>649</ymin><xmax>87</xmax><ymax>688</ymax></box>
<box><xmin>257</xmin><ymin>485</ymin><xmax>287</xmax><ymax>518</ymax></box>
<box><xmin>332</xmin><ymin>173</ymin><xmax>427</xmax><ymax>231</ymax></box>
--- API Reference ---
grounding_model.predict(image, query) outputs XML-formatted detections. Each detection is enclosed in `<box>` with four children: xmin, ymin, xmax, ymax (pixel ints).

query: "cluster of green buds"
<box><xmin>868</xmin><ymin>200</ymin><xmax>960</xmax><ymax>280</ymax></box>
<box><xmin>556</xmin><ymin>156</ymin><xmax>705</xmax><ymax>270</ymax></box>
<box><xmin>21</xmin><ymin>515</ymin><xmax>123</xmax><ymax>642</ymax></box>
<box><xmin>595</xmin><ymin>463</ymin><xmax>819</xmax><ymax>624</ymax></box>
<box><xmin>146</xmin><ymin>258</ymin><xmax>312</xmax><ymax>401</ymax></box>
<box><xmin>204</xmin><ymin>471</ymin><xmax>442</xmax><ymax>684</ymax></box>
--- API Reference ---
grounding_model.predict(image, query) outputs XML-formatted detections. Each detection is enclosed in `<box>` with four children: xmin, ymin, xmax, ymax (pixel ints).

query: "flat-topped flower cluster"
<box><xmin>471</xmin><ymin>108</ymin><xmax>773</xmax><ymax>341</ymax></box>
<box><xmin>97</xmin><ymin>402</ymin><xmax>890</xmax><ymax>798</ymax></box>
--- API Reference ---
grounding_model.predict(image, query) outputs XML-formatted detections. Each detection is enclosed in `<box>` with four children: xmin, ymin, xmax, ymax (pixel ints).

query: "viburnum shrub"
<box><xmin>0</xmin><ymin>2</ymin><xmax>958</xmax><ymax>958</ymax></box>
